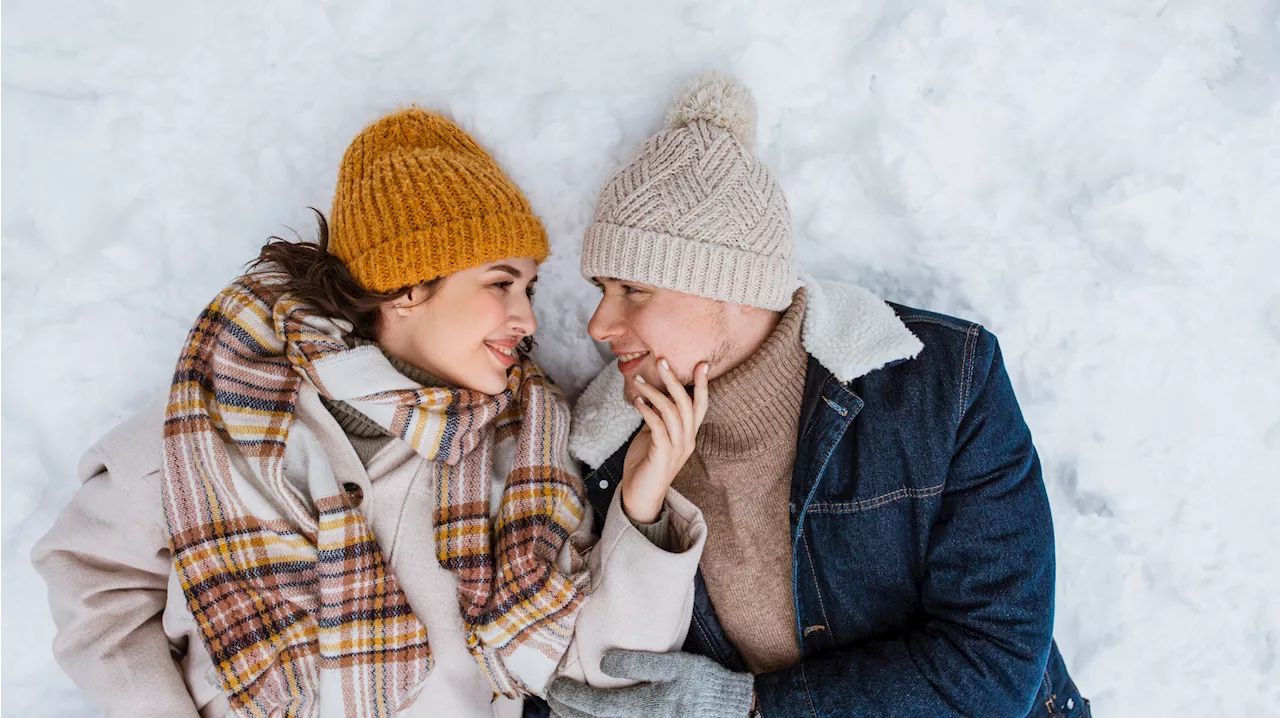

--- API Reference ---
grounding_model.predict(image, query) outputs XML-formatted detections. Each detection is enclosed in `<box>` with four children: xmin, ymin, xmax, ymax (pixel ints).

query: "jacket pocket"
<box><xmin>805</xmin><ymin>482</ymin><xmax>944</xmax><ymax>515</ymax></box>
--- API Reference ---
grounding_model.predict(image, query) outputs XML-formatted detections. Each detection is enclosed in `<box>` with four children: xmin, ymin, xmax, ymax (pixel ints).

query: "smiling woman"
<box><xmin>30</xmin><ymin>106</ymin><xmax>711</xmax><ymax>718</ymax></box>
<box><xmin>252</xmin><ymin>213</ymin><xmax>541</xmax><ymax>396</ymax></box>
<box><xmin>376</xmin><ymin>258</ymin><xmax>540</xmax><ymax>395</ymax></box>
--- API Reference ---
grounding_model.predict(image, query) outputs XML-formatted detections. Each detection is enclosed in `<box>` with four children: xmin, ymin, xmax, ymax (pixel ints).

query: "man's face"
<box><xmin>588</xmin><ymin>278</ymin><xmax>735</xmax><ymax>402</ymax></box>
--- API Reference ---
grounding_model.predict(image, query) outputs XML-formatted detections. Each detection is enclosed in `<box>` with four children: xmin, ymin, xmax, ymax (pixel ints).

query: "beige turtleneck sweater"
<box><xmin>672</xmin><ymin>288</ymin><xmax>809</xmax><ymax>674</ymax></box>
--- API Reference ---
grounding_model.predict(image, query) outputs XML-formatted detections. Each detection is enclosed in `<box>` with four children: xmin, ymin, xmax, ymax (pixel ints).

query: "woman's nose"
<box><xmin>511</xmin><ymin>298</ymin><xmax>537</xmax><ymax>336</ymax></box>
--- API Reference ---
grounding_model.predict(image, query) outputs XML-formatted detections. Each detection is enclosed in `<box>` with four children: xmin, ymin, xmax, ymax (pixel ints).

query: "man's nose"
<box><xmin>587</xmin><ymin>299</ymin><xmax>619</xmax><ymax>343</ymax></box>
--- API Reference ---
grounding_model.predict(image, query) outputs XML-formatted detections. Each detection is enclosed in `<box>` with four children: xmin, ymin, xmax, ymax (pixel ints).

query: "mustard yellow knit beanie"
<box><xmin>329</xmin><ymin>107</ymin><xmax>549</xmax><ymax>292</ymax></box>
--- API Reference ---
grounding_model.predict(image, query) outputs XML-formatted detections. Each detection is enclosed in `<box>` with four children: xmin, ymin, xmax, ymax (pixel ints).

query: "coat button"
<box><xmin>343</xmin><ymin>482</ymin><xmax>364</xmax><ymax>506</ymax></box>
<box><xmin>598</xmin><ymin>479</ymin><xmax>609</xmax><ymax>489</ymax></box>
<box><xmin>1066</xmin><ymin>698</ymin><xmax>1074</xmax><ymax>710</ymax></box>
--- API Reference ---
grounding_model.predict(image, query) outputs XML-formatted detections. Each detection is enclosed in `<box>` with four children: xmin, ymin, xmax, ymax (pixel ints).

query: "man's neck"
<box><xmin>697</xmin><ymin>287</ymin><xmax>810</xmax><ymax>454</ymax></box>
<box><xmin>711</xmin><ymin>307</ymin><xmax>785</xmax><ymax>380</ymax></box>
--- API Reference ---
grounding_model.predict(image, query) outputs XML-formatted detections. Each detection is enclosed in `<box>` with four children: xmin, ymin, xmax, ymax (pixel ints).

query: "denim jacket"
<box><xmin>568</xmin><ymin>277</ymin><xmax>1088</xmax><ymax>717</ymax></box>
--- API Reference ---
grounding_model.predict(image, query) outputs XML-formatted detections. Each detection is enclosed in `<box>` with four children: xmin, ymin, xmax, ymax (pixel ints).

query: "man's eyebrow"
<box><xmin>488</xmin><ymin>264</ymin><xmax>523</xmax><ymax>279</ymax></box>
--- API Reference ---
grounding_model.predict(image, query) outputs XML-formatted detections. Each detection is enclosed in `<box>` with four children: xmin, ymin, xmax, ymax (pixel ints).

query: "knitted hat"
<box><xmin>330</xmin><ymin>107</ymin><xmax>548</xmax><ymax>293</ymax></box>
<box><xmin>581</xmin><ymin>72</ymin><xmax>795</xmax><ymax>311</ymax></box>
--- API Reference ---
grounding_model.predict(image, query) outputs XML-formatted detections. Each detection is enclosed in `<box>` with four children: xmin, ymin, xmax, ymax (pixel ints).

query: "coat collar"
<box><xmin>568</xmin><ymin>275</ymin><xmax>924</xmax><ymax>469</ymax></box>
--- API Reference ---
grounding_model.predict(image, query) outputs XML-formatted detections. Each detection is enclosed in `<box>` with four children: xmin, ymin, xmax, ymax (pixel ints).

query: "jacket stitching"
<box><xmin>807</xmin><ymin>483</ymin><xmax>946</xmax><ymax>514</ymax></box>
<box><xmin>956</xmin><ymin>324</ymin><xmax>970</xmax><ymax>423</ymax></box>
<box><xmin>799</xmin><ymin>660</ymin><xmax>819</xmax><ymax>718</ymax></box>
<box><xmin>961</xmin><ymin>323</ymin><xmax>980</xmax><ymax>421</ymax></box>
<box><xmin>691</xmin><ymin>612</ymin><xmax>727</xmax><ymax>665</ymax></box>
<box><xmin>1042</xmin><ymin>669</ymin><xmax>1063</xmax><ymax>717</ymax></box>
<box><xmin>801</xmin><ymin>531</ymin><xmax>831</xmax><ymax>628</ymax></box>
<box><xmin>958</xmin><ymin>323</ymin><xmax>976</xmax><ymax>424</ymax></box>
<box><xmin>800</xmin><ymin>406</ymin><xmax>819</xmax><ymax>444</ymax></box>
<box><xmin>897</xmin><ymin>315</ymin><xmax>974</xmax><ymax>333</ymax></box>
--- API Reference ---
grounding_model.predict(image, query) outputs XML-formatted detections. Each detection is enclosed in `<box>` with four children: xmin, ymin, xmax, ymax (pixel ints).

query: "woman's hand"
<box><xmin>620</xmin><ymin>359</ymin><xmax>709</xmax><ymax>524</ymax></box>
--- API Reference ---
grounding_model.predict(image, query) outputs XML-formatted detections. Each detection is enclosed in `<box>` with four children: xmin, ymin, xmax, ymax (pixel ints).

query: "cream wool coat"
<box><xmin>33</xmin><ymin>384</ymin><xmax>707</xmax><ymax>718</ymax></box>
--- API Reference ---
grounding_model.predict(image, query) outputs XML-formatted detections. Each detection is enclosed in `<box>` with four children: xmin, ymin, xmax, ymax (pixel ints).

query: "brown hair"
<box><xmin>248</xmin><ymin>209</ymin><xmax>534</xmax><ymax>353</ymax></box>
<box><xmin>248</xmin><ymin>209</ymin><xmax>438</xmax><ymax>341</ymax></box>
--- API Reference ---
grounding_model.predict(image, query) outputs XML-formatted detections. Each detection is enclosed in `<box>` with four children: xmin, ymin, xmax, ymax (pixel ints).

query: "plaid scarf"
<box><xmin>162</xmin><ymin>275</ymin><xmax>587</xmax><ymax>717</ymax></box>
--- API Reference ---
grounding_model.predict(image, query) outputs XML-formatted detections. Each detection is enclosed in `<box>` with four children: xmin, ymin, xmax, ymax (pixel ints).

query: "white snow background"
<box><xmin>3</xmin><ymin>0</ymin><xmax>1279</xmax><ymax>714</ymax></box>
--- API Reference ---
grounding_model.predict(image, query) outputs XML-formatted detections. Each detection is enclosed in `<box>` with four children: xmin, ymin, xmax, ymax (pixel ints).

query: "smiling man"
<box><xmin>547</xmin><ymin>73</ymin><xmax>1088</xmax><ymax>717</ymax></box>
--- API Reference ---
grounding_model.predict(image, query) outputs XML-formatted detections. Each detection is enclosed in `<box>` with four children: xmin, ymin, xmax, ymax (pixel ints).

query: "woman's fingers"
<box><xmin>632</xmin><ymin>394</ymin><xmax>671</xmax><ymax>451</ymax></box>
<box><xmin>633</xmin><ymin>377</ymin><xmax>684</xmax><ymax>447</ymax></box>
<box><xmin>692</xmin><ymin>361</ymin><xmax>710</xmax><ymax>430</ymax></box>
<box><xmin>655</xmin><ymin>358</ymin><xmax>694</xmax><ymax>438</ymax></box>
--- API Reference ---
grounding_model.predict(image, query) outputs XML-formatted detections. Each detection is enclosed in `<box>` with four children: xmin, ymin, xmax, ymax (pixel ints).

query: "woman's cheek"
<box><xmin>479</xmin><ymin>296</ymin><xmax>510</xmax><ymax>336</ymax></box>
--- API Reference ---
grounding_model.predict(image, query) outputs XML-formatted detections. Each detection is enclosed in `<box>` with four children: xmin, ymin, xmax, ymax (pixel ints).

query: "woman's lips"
<box><xmin>486</xmin><ymin>341</ymin><xmax>518</xmax><ymax>368</ymax></box>
<box><xmin>616</xmin><ymin>351</ymin><xmax>649</xmax><ymax>373</ymax></box>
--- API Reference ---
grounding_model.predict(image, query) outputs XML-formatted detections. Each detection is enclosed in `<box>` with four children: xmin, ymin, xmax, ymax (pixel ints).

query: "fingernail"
<box><xmin>634</xmin><ymin>375</ymin><xmax>646</xmax><ymax>384</ymax></box>
<box><xmin>659</xmin><ymin>358</ymin><xmax>669</xmax><ymax>371</ymax></box>
<box><xmin>634</xmin><ymin>396</ymin><xmax>646</xmax><ymax>406</ymax></box>
<box><xmin>701</xmin><ymin>363</ymin><xmax>710</xmax><ymax>376</ymax></box>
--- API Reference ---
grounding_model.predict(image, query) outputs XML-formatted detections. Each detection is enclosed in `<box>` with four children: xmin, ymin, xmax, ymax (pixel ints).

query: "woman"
<box><xmin>34</xmin><ymin>108</ymin><xmax>709</xmax><ymax>717</ymax></box>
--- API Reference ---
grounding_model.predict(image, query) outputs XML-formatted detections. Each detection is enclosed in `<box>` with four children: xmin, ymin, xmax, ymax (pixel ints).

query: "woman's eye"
<box><xmin>526</xmin><ymin>286</ymin><xmax>537</xmax><ymax>298</ymax></box>
<box><xmin>493</xmin><ymin>281</ymin><xmax>512</xmax><ymax>292</ymax></box>
<box><xmin>623</xmin><ymin>285</ymin><xmax>641</xmax><ymax>295</ymax></box>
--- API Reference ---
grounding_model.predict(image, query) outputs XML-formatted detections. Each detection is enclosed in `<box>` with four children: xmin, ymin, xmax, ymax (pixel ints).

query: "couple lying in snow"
<box><xmin>34</xmin><ymin>73</ymin><xmax>1088</xmax><ymax>717</ymax></box>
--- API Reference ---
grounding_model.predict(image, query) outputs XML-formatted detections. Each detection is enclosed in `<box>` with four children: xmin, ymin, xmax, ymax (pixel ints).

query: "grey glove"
<box><xmin>547</xmin><ymin>649</ymin><xmax>755</xmax><ymax>718</ymax></box>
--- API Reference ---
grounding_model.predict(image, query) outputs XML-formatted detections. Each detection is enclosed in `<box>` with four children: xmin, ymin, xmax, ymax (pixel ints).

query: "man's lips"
<box><xmin>615</xmin><ymin>350</ymin><xmax>649</xmax><ymax>372</ymax></box>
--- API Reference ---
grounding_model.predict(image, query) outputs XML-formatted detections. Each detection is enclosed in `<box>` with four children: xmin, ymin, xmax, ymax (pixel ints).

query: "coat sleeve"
<box><xmin>550</xmin><ymin>486</ymin><xmax>708</xmax><ymax>692</ymax></box>
<box><xmin>31</xmin><ymin>438</ymin><xmax>202</xmax><ymax>718</ymax></box>
<box><xmin>755</xmin><ymin>331</ymin><xmax>1056</xmax><ymax>717</ymax></box>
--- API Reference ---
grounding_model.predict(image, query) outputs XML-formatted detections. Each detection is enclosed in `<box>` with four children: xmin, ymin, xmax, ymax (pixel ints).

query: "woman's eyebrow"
<box><xmin>488</xmin><ymin>264</ymin><xmax>524</xmax><ymax>278</ymax></box>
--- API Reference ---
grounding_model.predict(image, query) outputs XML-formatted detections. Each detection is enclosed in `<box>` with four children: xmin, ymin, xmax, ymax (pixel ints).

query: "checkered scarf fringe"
<box><xmin>162</xmin><ymin>275</ymin><xmax>587</xmax><ymax>717</ymax></box>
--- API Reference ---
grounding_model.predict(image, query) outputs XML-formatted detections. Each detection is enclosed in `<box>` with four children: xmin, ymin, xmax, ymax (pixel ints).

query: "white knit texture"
<box><xmin>581</xmin><ymin>75</ymin><xmax>795</xmax><ymax>310</ymax></box>
<box><xmin>664</xmin><ymin>71</ymin><xmax>758</xmax><ymax>150</ymax></box>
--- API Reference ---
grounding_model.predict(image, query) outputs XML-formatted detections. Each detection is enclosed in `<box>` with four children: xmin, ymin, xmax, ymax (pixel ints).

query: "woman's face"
<box><xmin>375</xmin><ymin>257</ymin><xmax>539</xmax><ymax>395</ymax></box>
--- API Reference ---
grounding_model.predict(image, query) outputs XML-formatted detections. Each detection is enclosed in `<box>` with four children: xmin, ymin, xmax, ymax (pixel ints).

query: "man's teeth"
<box><xmin>617</xmin><ymin>352</ymin><xmax>648</xmax><ymax>362</ymax></box>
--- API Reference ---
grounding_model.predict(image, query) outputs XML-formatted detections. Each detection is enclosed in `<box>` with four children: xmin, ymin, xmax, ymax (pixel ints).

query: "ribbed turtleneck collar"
<box><xmin>697</xmin><ymin>288</ymin><xmax>809</xmax><ymax>458</ymax></box>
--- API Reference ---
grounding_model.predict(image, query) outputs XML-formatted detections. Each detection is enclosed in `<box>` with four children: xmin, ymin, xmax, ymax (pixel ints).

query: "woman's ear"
<box><xmin>383</xmin><ymin>286</ymin><xmax>421</xmax><ymax>317</ymax></box>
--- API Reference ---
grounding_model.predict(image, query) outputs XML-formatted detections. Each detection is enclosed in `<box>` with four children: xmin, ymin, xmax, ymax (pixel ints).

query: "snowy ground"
<box><xmin>4</xmin><ymin>0</ymin><xmax>1279</xmax><ymax>715</ymax></box>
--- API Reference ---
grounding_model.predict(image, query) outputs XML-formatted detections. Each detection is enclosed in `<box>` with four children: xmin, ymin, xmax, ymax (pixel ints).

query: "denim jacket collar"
<box><xmin>569</xmin><ymin>274</ymin><xmax>923</xmax><ymax>469</ymax></box>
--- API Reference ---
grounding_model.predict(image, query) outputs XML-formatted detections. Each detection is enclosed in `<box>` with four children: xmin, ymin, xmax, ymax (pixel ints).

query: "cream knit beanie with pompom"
<box><xmin>581</xmin><ymin>72</ymin><xmax>796</xmax><ymax>311</ymax></box>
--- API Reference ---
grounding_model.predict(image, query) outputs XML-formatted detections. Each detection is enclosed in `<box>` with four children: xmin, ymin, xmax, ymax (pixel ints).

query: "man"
<box><xmin>546</xmin><ymin>73</ymin><xmax>1088</xmax><ymax>717</ymax></box>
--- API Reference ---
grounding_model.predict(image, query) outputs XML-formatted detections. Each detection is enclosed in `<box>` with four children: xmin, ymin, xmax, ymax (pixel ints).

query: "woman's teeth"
<box><xmin>618</xmin><ymin>351</ymin><xmax>648</xmax><ymax>362</ymax></box>
<box><xmin>488</xmin><ymin>343</ymin><xmax>517</xmax><ymax>357</ymax></box>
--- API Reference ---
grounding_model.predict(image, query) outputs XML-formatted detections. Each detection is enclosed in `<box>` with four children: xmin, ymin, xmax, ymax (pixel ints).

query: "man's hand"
<box><xmin>620</xmin><ymin>359</ymin><xmax>709</xmax><ymax>523</ymax></box>
<box><xmin>547</xmin><ymin>649</ymin><xmax>754</xmax><ymax>718</ymax></box>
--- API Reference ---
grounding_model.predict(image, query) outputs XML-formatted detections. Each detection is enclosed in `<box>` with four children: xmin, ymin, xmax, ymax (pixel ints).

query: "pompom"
<box><xmin>664</xmin><ymin>71</ymin><xmax>758</xmax><ymax>150</ymax></box>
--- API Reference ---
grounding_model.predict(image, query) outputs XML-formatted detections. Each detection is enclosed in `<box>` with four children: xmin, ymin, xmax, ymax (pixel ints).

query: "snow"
<box><xmin>3</xmin><ymin>0</ymin><xmax>1279</xmax><ymax>714</ymax></box>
